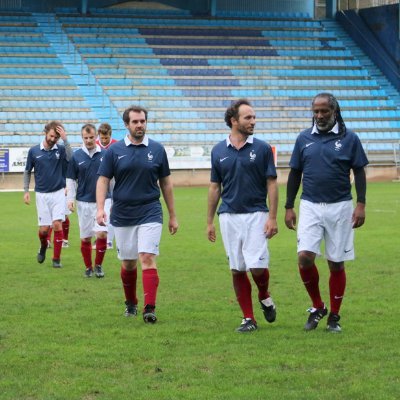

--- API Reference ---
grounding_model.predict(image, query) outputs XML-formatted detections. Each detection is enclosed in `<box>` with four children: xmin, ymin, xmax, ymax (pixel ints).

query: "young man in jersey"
<box><xmin>96</xmin><ymin>122</ymin><xmax>117</xmax><ymax>150</ymax></box>
<box><xmin>94</xmin><ymin>122</ymin><xmax>117</xmax><ymax>249</ymax></box>
<box><xmin>96</xmin><ymin>105</ymin><xmax>178</xmax><ymax>323</ymax></box>
<box><xmin>66</xmin><ymin>123</ymin><xmax>108</xmax><ymax>278</ymax></box>
<box><xmin>284</xmin><ymin>93</ymin><xmax>368</xmax><ymax>333</ymax></box>
<box><xmin>23</xmin><ymin>121</ymin><xmax>72</xmax><ymax>268</ymax></box>
<box><xmin>207</xmin><ymin>99</ymin><xmax>279</xmax><ymax>333</ymax></box>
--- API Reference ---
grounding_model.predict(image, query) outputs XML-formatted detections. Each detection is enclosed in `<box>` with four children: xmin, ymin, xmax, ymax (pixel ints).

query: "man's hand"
<box><xmin>169</xmin><ymin>216</ymin><xmax>178</xmax><ymax>235</ymax></box>
<box><xmin>23</xmin><ymin>192</ymin><xmax>30</xmax><ymax>205</ymax></box>
<box><xmin>56</xmin><ymin>125</ymin><xmax>67</xmax><ymax>142</ymax></box>
<box><xmin>264</xmin><ymin>217</ymin><xmax>278</xmax><ymax>239</ymax></box>
<box><xmin>285</xmin><ymin>208</ymin><xmax>297</xmax><ymax>230</ymax></box>
<box><xmin>67</xmin><ymin>200</ymin><xmax>75</xmax><ymax>212</ymax></box>
<box><xmin>352</xmin><ymin>203</ymin><xmax>366</xmax><ymax>229</ymax></box>
<box><xmin>96</xmin><ymin>209</ymin><xmax>107</xmax><ymax>226</ymax></box>
<box><xmin>207</xmin><ymin>224</ymin><xmax>216</xmax><ymax>242</ymax></box>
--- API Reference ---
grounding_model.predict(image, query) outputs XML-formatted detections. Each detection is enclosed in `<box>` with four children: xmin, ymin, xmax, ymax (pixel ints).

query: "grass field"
<box><xmin>0</xmin><ymin>181</ymin><xmax>399</xmax><ymax>400</ymax></box>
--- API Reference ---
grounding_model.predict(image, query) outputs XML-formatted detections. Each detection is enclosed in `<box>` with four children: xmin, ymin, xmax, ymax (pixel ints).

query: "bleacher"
<box><xmin>0</xmin><ymin>7</ymin><xmax>399</xmax><ymax>166</ymax></box>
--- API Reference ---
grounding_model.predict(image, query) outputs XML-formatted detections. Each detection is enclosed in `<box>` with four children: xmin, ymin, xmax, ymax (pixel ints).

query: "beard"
<box><xmin>316</xmin><ymin>114</ymin><xmax>336</xmax><ymax>132</ymax></box>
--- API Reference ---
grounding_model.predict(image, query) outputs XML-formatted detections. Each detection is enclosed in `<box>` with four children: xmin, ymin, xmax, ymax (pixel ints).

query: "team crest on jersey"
<box><xmin>55</xmin><ymin>151</ymin><xmax>60</xmax><ymax>159</ymax></box>
<box><xmin>334</xmin><ymin>140</ymin><xmax>342</xmax><ymax>151</ymax></box>
<box><xmin>249</xmin><ymin>150</ymin><xmax>256</xmax><ymax>162</ymax></box>
<box><xmin>147</xmin><ymin>151</ymin><xmax>153</xmax><ymax>161</ymax></box>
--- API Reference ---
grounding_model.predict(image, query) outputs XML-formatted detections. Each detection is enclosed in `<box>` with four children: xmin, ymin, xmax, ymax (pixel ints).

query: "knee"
<box><xmin>53</xmin><ymin>220</ymin><xmax>62</xmax><ymax>231</ymax></box>
<box><xmin>298</xmin><ymin>251</ymin><xmax>315</xmax><ymax>269</ymax></box>
<box><xmin>139</xmin><ymin>253</ymin><xmax>156</xmax><ymax>269</ymax></box>
<box><xmin>328</xmin><ymin>261</ymin><xmax>344</xmax><ymax>271</ymax></box>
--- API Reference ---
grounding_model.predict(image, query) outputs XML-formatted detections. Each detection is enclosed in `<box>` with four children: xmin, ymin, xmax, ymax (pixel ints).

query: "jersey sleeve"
<box><xmin>351</xmin><ymin>134</ymin><xmax>369</xmax><ymax>169</ymax></box>
<box><xmin>210</xmin><ymin>148</ymin><xmax>221</xmax><ymax>183</ymax></box>
<box><xmin>264</xmin><ymin>144</ymin><xmax>277</xmax><ymax>178</ymax></box>
<box><xmin>97</xmin><ymin>147</ymin><xmax>114</xmax><ymax>178</ymax></box>
<box><xmin>158</xmin><ymin>147</ymin><xmax>171</xmax><ymax>178</ymax></box>
<box><xmin>289</xmin><ymin>137</ymin><xmax>303</xmax><ymax>171</ymax></box>
<box><xmin>25</xmin><ymin>148</ymin><xmax>34</xmax><ymax>173</ymax></box>
<box><xmin>66</xmin><ymin>155</ymin><xmax>78</xmax><ymax>180</ymax></box>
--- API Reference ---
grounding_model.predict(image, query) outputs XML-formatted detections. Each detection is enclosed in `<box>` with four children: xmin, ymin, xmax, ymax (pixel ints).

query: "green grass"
<box><xmin>0</xmin><ymin>182</ymin><xmax>399</xmax><ymax>399</ymax></box>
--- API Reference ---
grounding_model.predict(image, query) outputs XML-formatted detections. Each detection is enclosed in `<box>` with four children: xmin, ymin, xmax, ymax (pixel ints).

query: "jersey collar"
<box><xmin>225</xmin><ymin>134</ymin><xmax>254</xmax><ymax>147</ymax></box>
<box><xmin>124</xmin><ymin>134</ymin><xmax>149</xmax><ymax>147</ymax></box>
<box><xmin>311</xmin><ymin>122</ymin><xmax>339</xmax><ymax>135</ymax></box>
<box><xmin>81</xmin><ymin>144</ymin><xmax>102</xmax><ymax>156</ymax></box>
<box><xmin>40</xmin><ymin>141</ymin><xmax>58</xmax><ymax>151</ymax></box>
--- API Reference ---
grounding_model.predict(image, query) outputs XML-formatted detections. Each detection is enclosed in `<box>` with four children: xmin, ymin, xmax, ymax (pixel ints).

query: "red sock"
<box><xmin>53</xmin><ymin>230</ymin><xmax>63</xmax><ymax>260</ymax></box>
<box><xmin>81</xmin><ymin>240</ymin><xmax>92</xmax><ymax>269</ymax></box>
<box><xmin>232</xmin><ymin>272</ymin><xmax>254</xmax><ymax>321</ymax></box>
<box><xmin>299</xmin><ymin>264</ymin><xmax>324</xmax><ymax>309</ymax></box>
<box><xmin>251</xmin><ymin>269</ymin><xmax>270</xmax><ymax>301</ymax></box>
<box><xmin>39</xmin><ymin>231</ymin><xmax>47</xmax><ymax>248</ymax></box>
<box><xmin>142</xmin><ymin>268</ymin><xmax>159</xmax><ymax>307</ymax></box>
<box><xmin>121</xmin><ymin>267</ymin><xmax>138</xmax><ymax>305</ymax></box>
<box><xmin>94</xmin><ymin>237</ymin><xmax>107</xmax><ymax>266</ymax></box>
<box><xmin>62</xmin><ymin>217</ymin><xmax>70</xmax><ymax>241</ymax></box>
<box><xmin>46</xmin><ymin>227</ymin><xmax>52</xmax><ymax>243</ymax></box>
<box><xmin>329</xmin><ymin>269</ymin><xmax>346</xmax><ymax>315</ymax></box>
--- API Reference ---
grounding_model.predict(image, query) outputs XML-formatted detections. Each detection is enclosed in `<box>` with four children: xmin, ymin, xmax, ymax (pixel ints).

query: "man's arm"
<box><xmin>66</xmin><ymin>178</ymin><xmax>77</xmax><ymax>212</ymax></box>
<box><xmin>159</xmin><ymin>175</ymin><xmax>178</xmax><ymax>235</ymax></box>
<box><xmin>23</xmin><ymin>170</ymin><xmax>31</xmax><ymax>205</ymax></box>
<box><xmin>96</xmin><ymin>176</ymin><xmax>111</xmax><ymax>226</ymax></box>
<box><xmin>265</xmin><ymin>177</ymin><xmax>278</xmax><ymax>239</ymax></box>
<box><xmin>284</xmin><ymin>168</ymin><xmax>302</xmax><ymax>230</ymax></box>
<box><xmin>352</xmin><ymin>166</ymin><xmax>366</xmax><ymax>228</ymax></box>
<box><xmin>57</xmin><ymin>125</ymin><xmax>72</xmax><ymax>161</ymax></box>
<box><xmin>207</xmin><ymin>181</ymin><xmax>221</xmax><ymax>242</ymax></box>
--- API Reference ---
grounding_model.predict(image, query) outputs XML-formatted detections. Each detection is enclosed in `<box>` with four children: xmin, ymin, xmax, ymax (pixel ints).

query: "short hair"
<box><xmin>224</xmin><ymin>99</ymin><xmax>252</xmax><ymax>128</ymax></box>
<box><xmin>122</xmin><ymin>105</ymin><xmax>148</xmax><ymax>124</ymax></box>
<box><xmin>81</xmin><ymin>123</ymin><xmax>96</xmax><ymax>135</ymax></box>
<box><xmin>98</xmin><ymin>122</ymin><xmax>112</xmax><ymax>136</ymax></box>
<box><xmin>44</xmin><ymin>120</ymin><xmax>63</xmax><ymax>136</ymax></box>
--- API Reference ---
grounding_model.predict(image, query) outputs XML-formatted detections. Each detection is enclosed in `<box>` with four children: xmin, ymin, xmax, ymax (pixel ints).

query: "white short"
<box><xmin>114</xmin><ymin>223</ymin><xmax>162</xmax><ymax>260</ymax></box>
<box><xmin>297</xmin><ymin>199</ymin><xmax>355</xmax><ymax>262</ymax></box>
<box><xmin>219</xmin><ymin>212</ymin><xmax>270</xmax><ymax>271</ymax></box>
<box><xmin>77</xmin><ymin>201</ymin><xmax>107</xmax><ymax>239</ymax></box>
<box><xmin>35</xmin><ymin>188</ymin><xmax>66</xmax><ymax>226</ymax></box>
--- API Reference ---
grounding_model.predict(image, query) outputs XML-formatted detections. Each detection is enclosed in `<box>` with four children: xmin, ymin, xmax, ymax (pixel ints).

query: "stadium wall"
<box><xmin>337</xmin><ymin>7</ymin><xmax>400</xmax><ymax>92</ymax></box>
<box><xmin>359</xmin><ymin>4</ymin><xmax>400</xmax><ymax>67</ymax></box>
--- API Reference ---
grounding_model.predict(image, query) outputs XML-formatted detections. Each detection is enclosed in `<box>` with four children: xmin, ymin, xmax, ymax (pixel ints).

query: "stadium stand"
<box><xmin>0</xmin><ymin>6</ymin><xmax>399</xmax><ymax>167</ymax></box>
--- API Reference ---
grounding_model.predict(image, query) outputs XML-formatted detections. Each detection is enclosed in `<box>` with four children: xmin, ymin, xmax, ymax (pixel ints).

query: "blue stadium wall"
<box><xmin>359</xmin><ymin>4</ymin><xmax>400</xmax><ymax>67</ymax></box>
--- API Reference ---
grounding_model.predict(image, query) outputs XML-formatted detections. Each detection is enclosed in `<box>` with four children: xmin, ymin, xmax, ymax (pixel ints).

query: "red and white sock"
<box><xmin>329</xmin><ymin>269</ymin><xmax>346</xmax><ymax>315</ymax></box>
<box><xmin>81</xmin><ymin>240</ymin><xmax>92</xmax><ymax>269</ymax></box>
<box><xmin>39</xmin><ymin>231</ymin><xmax>47</xmax><ymax>248</ymax></box>
<box><xmin>94</xmin><ymin>237</ymin><xmax>107</xmax><ymax>266</ymax></box>
<box><xmin>232</xmin><ymin>272</ymin><xmax>255</xmax><ymax>321</ymax></box>
<box><xmin>121</xmin><ymin>267</ymin><xmax>138</xmax><ymax>305</ymax></box>
<box><xmin>142</xmin><ymin>268</ymin><xmax>159</xmax><ymax>307</ymax></box>
<box><xmin>53</xmin><ymin>230</ymin><xmax>63</xmax><ymax>260</ymax></box>
<box><xmin>299</xmin><ymin>264</ymin><xmax>324</xmax><ymax>309</ymax></box>
<box><xmin>251</xmin><ymin>269</ymin><xmax>270</xmax><ymax>301</ymax></box>
<box><xmin>62</xmin><ymin>217</ymin><xmax>70</xmax><ymax>241</ymax></box>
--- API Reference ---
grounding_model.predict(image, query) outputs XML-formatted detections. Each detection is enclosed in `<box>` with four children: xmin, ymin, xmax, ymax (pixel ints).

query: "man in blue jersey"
<box><xmin>23</xmin><ymin>121</ymin><xmax>72</xmax><ymax>268</ymax></box>
<box><xmin>207</xmin><ymin>99</ymin><xmax>279</xmax><ymax>333</ymax></box>
<box><xmin>66</xmin><ymin>124</ymin><xmax>108</xmax><ymax>278</ymax></box>
<box><xmin>285</xmin><ymin>93</ymin><xmax>368</xmax><ymax>333</ymax></box>
<box><xmin>96</xmin><ymin>105</ymin><xmax>178</xmax><ymax>323</ymax></box>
